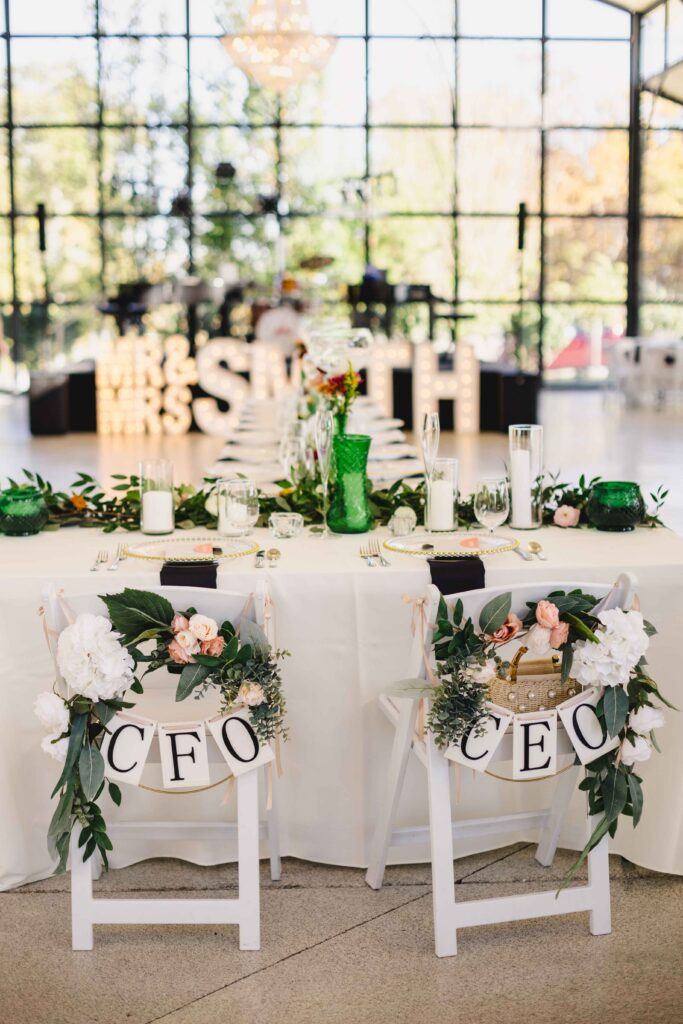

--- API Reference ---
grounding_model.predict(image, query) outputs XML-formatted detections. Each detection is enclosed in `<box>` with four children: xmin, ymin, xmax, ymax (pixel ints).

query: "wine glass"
<box><xmin>473</xmin><ymin>477</ymin><xmax>510</xmax><ymax>536</ymax></box>
<box><xmin>420</xmin><ymin>412</ymin><xmax>440</xmax><ymax>528</ymax></box>
<box><xmin>314</xmin><ymin>409</ymin><xmax>334</xmax><ymax>537</ymax></box>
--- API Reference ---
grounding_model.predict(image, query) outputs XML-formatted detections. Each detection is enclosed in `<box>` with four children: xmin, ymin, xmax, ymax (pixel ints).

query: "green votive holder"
<box><xmin>585</xmin><ymin>481</ymin><xmax>645</xmax><ymax>532</ymax></box>
<box><xmin>0</xmin><ymin>487</ymin><xmax>49</xmax><ymax>535</ymax></box>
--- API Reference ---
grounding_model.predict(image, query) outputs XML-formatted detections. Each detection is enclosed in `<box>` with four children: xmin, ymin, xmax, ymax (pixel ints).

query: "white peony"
<box><xmin>175</xmin><ymin>628</ymin><xmax>201</xmax><ymax>653</ymax></box>
<box><xmin>189</xmin><ymin>614</ymin><xmax>218</xmax><ymax>642</ymax></box>
<box><xmin>525</xmin><ymin>624</ymin><xmax>552</xmax><ymax>656</ymax></box>
<box><xmin>41</xmin><ymin>734</ymin><xmax>69</xmax><ymax>762</ymax></box>
<box><xmin>463</xmin><ymin>658</ymin><xmax>497</xmax><ymax>686</ymax></box>
<box><xmin>57</xmin><ymin>613</ymin><xmax>134</xmax><ymax>701</ymax></box>
<box><xmin>629</xmin><ymin>705</ymin><xmax>665</xmax><ymax>735</ymax></box>
<box><xmin>34</xmin><ymin>692</ymin><xmax>70</xmax><ymax>735</ymax></box>
<box><xmin>620</xmin><ymin>734</ymin><xmax>652</xmax><ymax>767</ymax></box>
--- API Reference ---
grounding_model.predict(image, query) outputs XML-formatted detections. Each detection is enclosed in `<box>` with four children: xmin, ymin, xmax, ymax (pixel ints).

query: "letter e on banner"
<box><xmin>446</xmin><ymin>703</ymin><xmax>512</xmax><ymax>772</ymax></box>
<box><xmin>100</xmin><ymin>714</ymin><xmax>156</xmax><ymax>787</ymax></box>
<box><xmin>207</xmin><ymin>712</ymin><xmax>275</xmax><ymax>777</ymax></box>
<box><xmin>557</xmin><ymin>687</ymin><xmax>620</xmax><ymax>765</ymax></box>
<box><xmin>512</xmin><ymin>710</ymin><xmax>558</xmax><ymax>780</ymax></box>
<box><xmin>158</xmin><ymin>722</ymin><xmax>211</xmax><ymax>789</ymax></box>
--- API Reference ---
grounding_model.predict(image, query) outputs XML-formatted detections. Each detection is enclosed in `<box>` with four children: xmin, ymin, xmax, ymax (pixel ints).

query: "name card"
<box><xmin>101</xmin><ymin>713</ymin><xmax>156</xmax><ymax>787</ymax></box>
<box><xmin>445</xmin><ymin>703</ymin><xmax>512</xmax><ymax>772</ymax></box>
<box><xmin>158</xmin><ymin>722</ymin><xmax>211</xmax><ymax>789</ymax></box>
<box><xmin>512</xmin><ymin>710</ymin><xmax>558</xmax><ymax>780</ymax></box>
<box><xmin>207</xmin><ymin>711</ymin><xmax>275</xmax><ymax>777</ymax></box>
<box><xmin>557</xmin><ymin>687</ymin><xmax>620</xmax><ymax>765</ymax></box>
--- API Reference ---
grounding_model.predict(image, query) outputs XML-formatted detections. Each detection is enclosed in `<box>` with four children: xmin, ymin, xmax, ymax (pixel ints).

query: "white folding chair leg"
<box><xmin>535</xmin><ymin>764</ymin><xmax>581</xmax><ymax>867</ymax></box>
<box><xmin>266</xmin><ymin>769</ymin><xmax>282</xmax><ymax>882</ymax></box>
<box><xmin>237</xmin><ymin>769</ymin><xmax>261</xmax><ymax>950</ymax></box>
<box><xmin>70</xmin><ymin>828</ymin><xmax>94</xmax><ymax>951</ymax></box>
<box><xmin>365</xmin><ymin>697</ymin><xmax>420</xmax><ymax>890</ymax></box>
<box><xmin>587</xmin><ymin>807</ymin><xmax>611</xmax><ymax>936</ymax></box>
<box><xmin>426</xmin><ymin>730</ymin><xmax>457</xmax><ymax>957</ymax></box>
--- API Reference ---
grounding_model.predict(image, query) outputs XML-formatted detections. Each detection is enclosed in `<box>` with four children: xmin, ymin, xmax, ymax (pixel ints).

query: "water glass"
<box><xmin>473</xmin><ymin>477</ymin><xmax>510</xmax><ymax>535</ymax></box>
<box><xmin>218</xmin><ymin>479</ymin><xmax>259</xmax><ymax>537</ymax></box>
<box><xmin>314</xmin><ymin>409</ymin><xmax>334</xmax><ymax>537</ymax></box>
<box><xmin>269</xmin><ymin>512</ymin><xmax>304</xmax><ymax>539</ymax></box>
<box><xmin>140</xmin><ymin>460</ymin><xmax>174</xmax><ymax>535</ymax></box>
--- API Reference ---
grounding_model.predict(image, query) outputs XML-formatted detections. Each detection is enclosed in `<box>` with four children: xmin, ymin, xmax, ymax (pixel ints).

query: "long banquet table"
<box><xmin>2</xmin><ymin>521</ymin><xmax>683</xmax><ymax>890</ymax></box>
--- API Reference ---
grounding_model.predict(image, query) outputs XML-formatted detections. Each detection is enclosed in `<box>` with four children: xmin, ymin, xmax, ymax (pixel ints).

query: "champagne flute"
<box><xmin>420</xmin><ymin>412</ymin><xmax>440</xmax><ymax>529</ymax></box>
<box><xmin>473</xmin><ymin>477</ymin><xmax>510</xmax><ymax>536</ymax></box>
<box><xmin>315</xmin><ymin>409</ymin><xmax>334</xmax><ymax>537</ymax></box>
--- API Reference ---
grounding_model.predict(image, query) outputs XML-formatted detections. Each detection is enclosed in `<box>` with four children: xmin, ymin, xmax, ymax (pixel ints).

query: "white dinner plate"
<box><xmin>384</xmin><ymin>533</ymin><xmax>520</xmax><ymax>558</ymax></box>
<box><xmin>125</xmin><ymin>535</ymin><xmax>259</xmax><ymax>562</ymax></box>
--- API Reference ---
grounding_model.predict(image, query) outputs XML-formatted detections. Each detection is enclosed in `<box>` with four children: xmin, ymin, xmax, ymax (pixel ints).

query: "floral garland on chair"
<box><xmin>427</xmin><ymin>588</ymin><xmax>673</xmax><ymax>888</ymax></box>
<box><xmin>34</xmin><ymin>588</ymin><xmax>287</xmax><ymax>874</ymax></box>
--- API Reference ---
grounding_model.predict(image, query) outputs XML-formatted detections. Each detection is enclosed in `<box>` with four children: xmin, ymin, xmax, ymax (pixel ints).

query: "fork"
<box><xmin>90</xmin><ymin>549</ymin><xmax>109</xmax><ymax>572</ymax></box>
<box><xmin>370</xmin><ymin>538</ymin><xmax>390</xmax><ymax>567</ymax></box>
<box><xmin>359</xmin><ymin>545</ymin><xmax>377</xmax><ymax>567</ymax></box>
<box><xmin>107</xmin><ymin>543</ymin><xmax>127</xmax><ymax>571</ymax></box>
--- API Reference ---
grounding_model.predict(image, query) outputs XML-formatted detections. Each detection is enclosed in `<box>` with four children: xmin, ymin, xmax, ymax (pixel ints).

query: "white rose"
<box><xmin>629</xmin><ymin>706</ymin><xmax>665</xmax><ymax>735</ymax></box>
<box><xmin>57</xmin><ymin>613</ymin><xmax>134</xmax><ymax>701</ymax></box>
<box><xmin>204</xmin><ymin>491</ymin><xmax>218</xmax><ymax>516</ymax></box>
<box><xmin>41</xmin><ymin>734</ymin><xmax>69</xmax><ymax>762</ymax></box>
<box><xmin>525</xmin><ymin>624</ymin><xmax>552</xmax><ymax>657</ymax></box>
<box><xmin>463</xmin><ymin>658</ymin><xmax>497</xmax><ymax>686</ymax></box>
<box><xmin>620</xmin><ymin>734</ymin><xmax>652</xmax><ymax>767</ymax></box>
<box><xmin>175</xmin><ymin>629</ymin><xmax>201</xmax><ymax>653</ymax></box>
<box><xmin>237</xmin><ymin>682</ymin><xmax>265</xmax><ymax>707</ymax></box>
<box><xmin>189</xmin><ymin>614</ymin><xmax>218</xmax><ymax>643</ymax></box>
<box><xmin>34</xmin><ymin>692</ymin><xmax>70</xmax><ymax>735</ymax></box>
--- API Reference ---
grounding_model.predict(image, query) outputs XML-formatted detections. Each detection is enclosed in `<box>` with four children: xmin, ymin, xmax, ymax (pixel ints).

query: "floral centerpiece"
<box><xmin>313</xmin><ymin>363</ymin><xmax>362</xmax><ymax>434</ymax></box>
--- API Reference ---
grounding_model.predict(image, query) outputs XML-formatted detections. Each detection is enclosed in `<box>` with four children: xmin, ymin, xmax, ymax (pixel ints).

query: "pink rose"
<box><xmin>536</xmin><ymin>600</ymin><xmax>560</xmax><ymax>630</ymax></box>
<box><xmin>171</xmin><ymin>613</ymin><xmax>190</xmax><ymax>634</ymax></box>
<box><xmin>554</xmin><ymin>505</ymin><xmax>580</xmax><ymax>528</ymax></box>
<box><xmin>201</xmin><ymin>636</ymin><xmax>225</xmax><ymax>657</ymax></box>
<box><xmin>168</xmin><ymin>638</ymin><xmax>195</xmax><ymax>665</ymax></box>
<box><xmin>237</xmin><ymin>682</ymin><xmax>265</xmax><ymax>707</ymax></box>
<box><xmin>550</xmin><ymin>621</ymin><xmax>569</xmax><ymax>648</ymax></box>
<box><xmin>487</xmin><ymin>611</ymin><xmax>523</xmax><ymax>645</ymax></box>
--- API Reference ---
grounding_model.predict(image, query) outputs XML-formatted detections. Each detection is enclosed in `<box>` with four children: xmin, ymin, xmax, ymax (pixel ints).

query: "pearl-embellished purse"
<box><xmin>487</xmin><ymin>646</ymin><xmax>579</xmax><ymax>714</ymax></box>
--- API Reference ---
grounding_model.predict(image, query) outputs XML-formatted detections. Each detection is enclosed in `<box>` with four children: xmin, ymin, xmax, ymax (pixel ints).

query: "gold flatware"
<box><xmin>359</xmin><ymin>545</ymin><xmax>377</xmax><ymax>566</ymax></box>
<box><xmin>527</xmin><ymin>541</ymin><xmax>547</xmax><ymax>561</ymax></box>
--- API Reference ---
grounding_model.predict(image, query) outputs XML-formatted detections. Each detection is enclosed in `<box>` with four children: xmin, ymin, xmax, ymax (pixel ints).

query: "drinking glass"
<box><xmin>314</xmin><ymin>409</ymin><xmax>334</xmax><ymax>537</ymax></box>
<box><xmin>420</xmin><ymin>412</ymin><xmax>440</xmax><ymax>527</ymax></box>
<box><xmin>473</xmin><ymin>477</ymin><xmax>510</xmax><ymax>536</ymax></box>
<box><xmin>140</xmin><ymin>460</ymin><xmax>174</xmax><ymax>535</ymax></box>
<box><xmin>218</xmin><ymin>479</ymin><xmax>259</xmax><ymax>537</ymax></box>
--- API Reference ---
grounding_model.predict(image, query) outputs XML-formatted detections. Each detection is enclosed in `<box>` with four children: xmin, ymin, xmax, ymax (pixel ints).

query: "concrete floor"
<box><xmin>1</xmin><ymin>847</ymin><xmax>682</xmax><ymax>1024</ymax></box>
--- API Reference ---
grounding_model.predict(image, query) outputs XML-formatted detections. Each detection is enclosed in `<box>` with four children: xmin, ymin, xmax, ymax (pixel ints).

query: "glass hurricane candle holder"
<box><xmin>586</xmin><ymin>481</ymin><xmax>645</xmax><ymax>532</ymax></box>
<box><xmin>140</xmin><ymin>461</ymin><xmax>174</xmax><ymax>535</ymax></box>
<box><xmin>509</xmin><ymin>424</ymin><xmax>543</xmax><ymax>529</ymax></box>
<box><xmin>427</xmin><ymin>458</ymin><xmax>458</xmax><ymax>532</ymax></box>
<box><xmin>0</xmin><ymin>487</ymin><xmax>49</xmax><ymax>535</ymax></box>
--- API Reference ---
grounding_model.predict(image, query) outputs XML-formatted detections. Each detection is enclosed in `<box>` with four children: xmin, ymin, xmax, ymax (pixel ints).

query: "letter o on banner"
<box><xmin>558</xmin><ymin>687</ymin><xmax>620</xmax><ymax>765</ymax></box>
<box><xmin>208</xmin><ymin>712</ymin><xmax>275</xmax><ymax>777</ymax></box>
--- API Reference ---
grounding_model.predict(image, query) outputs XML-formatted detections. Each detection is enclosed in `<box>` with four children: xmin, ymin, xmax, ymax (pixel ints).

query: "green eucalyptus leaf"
<box><xmin>627</xmin><ymin>773</ymin><xmax>643</xmax><ymax>827</ymax></box>
<box><xmin>51</xmin><ymin>712</ymin><xmax>88</xmax><ymax>798</ymax></box>
<box><xmin>603</xmin><ymin>686</ymin><xmax>629</xmax><ymax>738</ymax></box>
<box><xmin>600</xmin><ymin>765</ymin><xmax>628</xmax><ymax>823</ymax></box>
<box><xmin>478</xmin><ymin>593</ymin><xmax>511</xmax><ymax>635</ymax></box>
<box><xmin>78</xmin><ymin>744</ymin><xmax>105</xmax><ymax>802</ymax></box>
<box><xmin>175</xmin><ymin>663</ymin><xmax>210</xmax><ymax>702</ymax></box>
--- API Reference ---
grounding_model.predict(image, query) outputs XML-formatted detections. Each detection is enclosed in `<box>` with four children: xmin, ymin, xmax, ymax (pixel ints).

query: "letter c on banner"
<box><xmin>107</xmin><ymin>722</ymin><xmax>144</xmax><ymax>774</ymax></box>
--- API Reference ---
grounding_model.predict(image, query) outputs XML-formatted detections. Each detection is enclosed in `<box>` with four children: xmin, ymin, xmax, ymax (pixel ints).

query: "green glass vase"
<box><xmin>0</xmin><ymin>487</ymin><xmax>49</xmax><ymax>535</ymax></box>
<box><xmin>328</xmin><ymin>433</ymin><xmax>371</xmax><ymax>534</ymax></box>
<box><xmin>586</xmin><ymin>481</ymin><xmax>645</xmax><ymax>532</ymax></box>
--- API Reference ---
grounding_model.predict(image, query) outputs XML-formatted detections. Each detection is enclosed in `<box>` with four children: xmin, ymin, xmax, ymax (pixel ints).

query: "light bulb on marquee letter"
<box><xmin>412</xmin><ymin>339</ymin><xmax>480</xmax><ymax>436</ymax></box>
<box><xmin>192</xmin><ymin>338</ymin><xmax>251</xmax><ymax>437</ymax></box>
<box><xmin>367</xmin><ymin>336</ymin><xmax>412</xmax><ymax>417</ymax></box>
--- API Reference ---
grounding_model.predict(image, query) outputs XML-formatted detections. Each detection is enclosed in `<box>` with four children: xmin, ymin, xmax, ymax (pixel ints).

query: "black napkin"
<box><xmin>160</xmin><ymin>560</ymin><xmax>218</xmax><ymax>589</ymax></box>
<box><xmin>427</xmin><ymin>556</ymin><xmax>485</xmax><ymax>596</ymax></box>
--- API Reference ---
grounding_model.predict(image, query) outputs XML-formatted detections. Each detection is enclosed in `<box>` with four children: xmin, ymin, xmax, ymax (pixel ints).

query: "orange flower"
<box><xmin>70</xmin><ymin>494</ymin><xmax>87</xmax><ymax>511</ymax></box>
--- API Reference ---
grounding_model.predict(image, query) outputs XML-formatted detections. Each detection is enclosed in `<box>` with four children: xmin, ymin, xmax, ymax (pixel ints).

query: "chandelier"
<box><xmin>221</xmin><ymin>0</ymin><xmax>336</xmax><ymax>91</ymax></box>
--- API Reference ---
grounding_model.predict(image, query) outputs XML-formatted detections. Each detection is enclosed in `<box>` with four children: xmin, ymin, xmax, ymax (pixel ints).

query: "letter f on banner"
<box><xmin>158</xmin><ymin>722</ymin><xmax>211</xmax><ymax>789</ymax></box>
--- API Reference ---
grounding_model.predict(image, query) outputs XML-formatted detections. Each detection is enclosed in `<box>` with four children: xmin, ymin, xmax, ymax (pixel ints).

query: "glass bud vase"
<box><xmin>328</xmin><ymin>434</ymin><xmax>371</xmax><ymax>534</ymax></box>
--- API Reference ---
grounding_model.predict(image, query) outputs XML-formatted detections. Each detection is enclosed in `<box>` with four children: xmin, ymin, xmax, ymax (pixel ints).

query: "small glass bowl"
<box><xmin>586</xmin><ymin>481</ymin><xmax>645</xmax><ymax>532</ymax></box>
<box><xmin>269</xmin><ymin>512</ymin><xmax>304</xmax><ymax>539</ymax></box>
<box><xmin>0</xmin><ymin>487</ymin><xmax>49</xmax><ymax>536</ymax></box>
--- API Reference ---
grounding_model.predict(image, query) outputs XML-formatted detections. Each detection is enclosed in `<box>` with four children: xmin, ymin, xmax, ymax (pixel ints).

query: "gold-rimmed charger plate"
<box><xmin>384</xmin><ymin>533</ymin><xmax>519</xmax><ymax>558</ymax></box>
<box><xmin>125</xmin><ymin>535</ymin><xmax>259</xmax><ymax>563</ymax></box>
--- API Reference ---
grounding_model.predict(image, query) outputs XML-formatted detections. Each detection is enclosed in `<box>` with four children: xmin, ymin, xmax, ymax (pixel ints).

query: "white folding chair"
<box><xmin>366</xmin><ymin>575</ymin><xmax>636</xmax><ymax>956</ymax></box>
<box><xmin>43</xmin><ymin>583</ymin><xmax>281</xmax><ymax>952</ymax></box>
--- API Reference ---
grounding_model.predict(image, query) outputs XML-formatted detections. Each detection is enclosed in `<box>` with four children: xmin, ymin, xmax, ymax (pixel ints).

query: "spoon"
<box><xmin>527</xmin><ymin>541</ymin><xmax>547</xmax><ymax>561</ymax></box>
<box><xmin>421</xmin><ymin>543</ymin><xmax>435</xmax><ymax>551</ymax></box>
<box><xmin>266</xmin><ymin>547</ymin><xmax>281</xmax><ymax>567</ymax></box>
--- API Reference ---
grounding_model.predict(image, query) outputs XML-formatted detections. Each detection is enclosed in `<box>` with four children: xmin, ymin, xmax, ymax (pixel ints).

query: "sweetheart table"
<box><xmin>1</xmin><ymin>523</ymin><xmax>682</xmax><ymax>889</ymax></box>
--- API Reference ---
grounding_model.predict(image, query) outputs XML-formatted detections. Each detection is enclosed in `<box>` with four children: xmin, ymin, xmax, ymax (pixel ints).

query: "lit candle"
<box><xmin>510</xmin><ymin>448</ymin><xmax>532</xmax><ymax>528</ymax></box>
<box><xmin>141</xmin><ymin>490</ymin><xmax>174</xmax><ymax>534</ymax></box>
<box><xmin>428</xmin><ymin>478</ymin><xmax>455</xmax><ymax>531</ymax></box>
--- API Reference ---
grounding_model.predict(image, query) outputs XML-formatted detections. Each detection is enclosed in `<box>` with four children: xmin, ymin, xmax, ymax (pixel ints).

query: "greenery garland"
<box><xmin>37</xmin><ymin>588</ymin><xmax>287</xmax><ymax>874</ymax></box>
<box><xmin>2</xmin><ymin>468</ymin><xmax>667</xmax><ymax>533</ymax></box>
<box><xmin>428</xmin><ymin>588</ymin><xmax>673</xmax><ymax>890</ymax></box>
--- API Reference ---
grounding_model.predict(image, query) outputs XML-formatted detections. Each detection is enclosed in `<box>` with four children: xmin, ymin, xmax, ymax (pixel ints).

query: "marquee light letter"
<box><xmin>413</xmin><ymin>340</ymin><xmax>480</xmax><ymax>436</ymax></box>
<box><xmin>193</xmin><ymin>338</ymin><xmax>250</xmax><ymax>437</ymax></box>
<box><xmin>366</xmin><ymin>336</ymin><xmax>412</xmax><ymax>417</ymax></box>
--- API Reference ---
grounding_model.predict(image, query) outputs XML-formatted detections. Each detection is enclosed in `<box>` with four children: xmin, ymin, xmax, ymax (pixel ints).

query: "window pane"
<box><xmin>545</xmin><ymin>218</ymin><xmax>627</xmax><ymax>301</ymax></box>
<box><xmin>281</xmin><ymin>40</ymin><xmax>366</xmax><ymax>125</ymax></box>
<box><xmin>196</xmin><ymin>213</ymin><xmax>274</xmax><ymax>281</ymax></box>
<box><xmin>545</xmin><ymin>42</ymin><xmax>630</xmax><ymax>127</ymax></box>
<box><xmin>643</xmin><ymin>94</ymin><xmax>683</xmax><ymax>131</ymax></box>
<box><xmin>194</xmin><ymin>126</ymin><xmax>278</xmax><ymax>213</ymax></box>
<box><xmin>459</xmin><ymin>302</ymin><xmax>541</xmax><ymax>372</ymax></box>
<box><xmin>370</xmin><ymin>217</ymin><xmax>454</xmax><ymax>299</ymax></box>
<box><xmin>371</xmin><ymin>129</ymin><xmax>454</xmax><ymax>213</ymax></box>
<box><xmin>14</xmin><ymin>128</ymin><xmax>98</xmax><ymax>214</ymax></box>
<box><xmin>284</xmin><ymin>216</ymin><xmax>365</xmax><ymax>284</ymax></box>
<box><xmin>642</xmin><ymin>5</ymin><xmax>667</xmax><ymax>79</ymax></box>
<box><xmin>458</xmin><ymin>41</ymin><xmax>541</xmax><ymax>126</ymax></box>
<box><xmin>103</xmin><ymin>127</ymin><xmax>188</xmax><ymax>214</ymax></box>
<box><xmin>643</xmin><ymin>131</ymin><xmax>683</xmax><ymax>216</ymax></box>
<box><xmin>10</xmin><ymin>0</ymin><xmax>95</xmax><ymax>34</ymax></box>
<box><xmin>191</xmin><ymin>39</ymin><xmax>277</xmax><ymax>124</ymax></box>
<box><xmin>104</xmin><ymin>216</ymin><xmax>188</xmax><ymax>289</ymax></box>
<box><xmin>370</xmin><ymin>0</ymin><xmax>453</xmax><ymax>36</ymax></box>
<box><xmin>101</xmin><ymin>39</ymin><xmax>188</xmax><ymax>125</ymax></box>
<box><xmin>458</xmin><ymin>216</ymin><xmax>540</xmax><ymax>302</ymax></box>
<box><xmin>282</xmin><ymin>127</ymin><xmax>365</xmax><ymax>211</ymax></box>
<box><xmin>458</xmin><ymin>129</ymin><xmax>540</xmax><ymax>213</ymax></box>
<box><xmin>459</xmin><ymin>0</ymin><xmax>541</xmax><ymax>39</ymax></box>
<box><xmin>308</xmin><ymin>0</ymin><xmax>365</xmax><ymax>35</ymax></box>
<box><xmin>642</xmin><ymin>219</ymin><xmax>683</xmax><ymax>302</ymax></box>
<box><xmin>0</xmin><ymin>131</ymin><xmax>9</xmax><ymax>214</ymax></box>
<box><xmin>547</xmin><ymin>0</ymin><xmax>630</xmax><ymax>40</ymax></box>
<box><xmin>10</xmin><ymin>39</ymin><xmax>97</xmax><ymax>125</ymax></box>
<box><xmin>0</xmin><ymin>220</ymin><xmax>11</xmax><ymax>301</ymax></box>
<box><xmin>16</xmin><ymin>216</ymin><xmax>100</xmax><ymax>302</ymax></box>
<box><xmin>99</xmin><ymin>0</ymin><xmax>187</xmax><ymax>34</ymax></box>
<box><xmin>640</xmin><ymin>304</ymin><xmax>683</xmax><ymax>336</ymax></box>
<box><xmin>545</xmin><ymin>130</ymin><xmax>628</xmax><ymax>215</ymax></box>
<box><xmin>370</xmin><ymin>40</ymin><xmax>454</xmax><ymax>125</ymax></box>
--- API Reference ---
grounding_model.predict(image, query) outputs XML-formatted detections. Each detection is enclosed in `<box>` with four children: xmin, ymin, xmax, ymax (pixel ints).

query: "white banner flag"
<box><xmin>101</xmin><ymin>713</ymin><xmax>156</xmax><ymax>787</ymax></box>
<box><xmin>445</xmin><ymin>702</ymin><xmax>512</xmax><ymax>772</ymax></box>
<box><xmin>512</xmin><ymin>710</ymin><xmax>558</xmax><ymax>780</ymax></box>
<box><xmin>158</xmin><ymin>721</ymin><xmax>211</xmax><ymax>789</ymax></box>
<box><xmin>207</xmin><ymin>711</ymin><xmax>274</xmax><ymax>777</ymax></box>
<box><xmin>557</xmin><ymin>687</ymin><xmax>620</xmax><ymax>765</ymax></box>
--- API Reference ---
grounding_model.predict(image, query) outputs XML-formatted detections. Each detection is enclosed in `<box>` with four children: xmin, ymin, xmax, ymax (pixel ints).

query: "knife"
<box><xmin>513</xmin><ymin>546</ymin><xmax>533</xmax><ymax>562</ymax></box>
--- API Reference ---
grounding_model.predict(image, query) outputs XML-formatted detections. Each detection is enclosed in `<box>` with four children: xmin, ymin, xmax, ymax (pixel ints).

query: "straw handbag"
<box><xmin>487</xmin><ymin>645</ymin><xmax>579</xmax><ymax>713</ymax></box>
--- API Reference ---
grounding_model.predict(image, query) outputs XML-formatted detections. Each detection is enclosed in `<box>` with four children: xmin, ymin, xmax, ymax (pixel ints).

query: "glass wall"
<box><xmin>0</xmin><ymin>0</ymin><xmax>681</xmax><ymax>382</ymax></box>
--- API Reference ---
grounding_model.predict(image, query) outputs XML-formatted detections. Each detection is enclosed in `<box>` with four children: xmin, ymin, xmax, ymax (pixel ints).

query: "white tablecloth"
<box><xmin>2</xmin><ymin>524</ymin><xmax>683</xmax><ymax>889</ymax></box>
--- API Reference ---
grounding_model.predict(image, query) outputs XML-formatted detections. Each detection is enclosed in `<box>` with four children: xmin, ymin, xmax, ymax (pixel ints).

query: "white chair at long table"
<box><xmin>43</xmin><ymin>584</ymin><xmax>280</xmax><ymax>952</ymax></box>
<box><xmin>366</xmin><ymin>577</ymin><xmax>635</xmax><ymax>956</ymax></box>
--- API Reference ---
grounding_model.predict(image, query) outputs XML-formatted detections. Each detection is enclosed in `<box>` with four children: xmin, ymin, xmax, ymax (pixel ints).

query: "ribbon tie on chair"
<box><xmin>402</xmin><ymin>594</ymin><xmax>439</xmax><ymax>740</ymax></box>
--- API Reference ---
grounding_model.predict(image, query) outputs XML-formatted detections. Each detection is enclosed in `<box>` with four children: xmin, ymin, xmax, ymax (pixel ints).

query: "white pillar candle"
<box><xmin>510</xmin><ymin>448</ymin><xmax>532</xmax><ymax>528</ymax></box>
<box><xmin>141</xmin><ymin>490</ymin><xmax>174</xmax><ymax>534</ymax></box>
<box><xmin>428</xmin><ymin>478</ymin><xmax>455</xmax><ymax>531</ymax></box>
